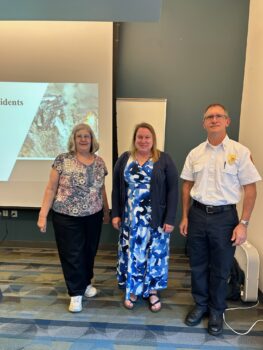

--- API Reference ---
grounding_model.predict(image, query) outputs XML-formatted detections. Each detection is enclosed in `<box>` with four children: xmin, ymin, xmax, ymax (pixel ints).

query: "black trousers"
<box><xmin>52</xmin><ymin>210</ymin><xmax>103</xmax><ymax>296</ymax></box>
<box><xmin>187</xmin><ymin>204</ymin><xmax>238</xmax><ymax>315</ymax></box>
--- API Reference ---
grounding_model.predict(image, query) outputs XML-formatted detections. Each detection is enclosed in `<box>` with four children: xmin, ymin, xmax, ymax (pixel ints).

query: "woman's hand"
<box><xmin>37</xmin><ymin>215</ymin><xmax>47</xmax><ymax>233</ymax></box>
<box><xmin>163</xmin><ymin>223</ymin><xmax>174</xmax><ymax>233</ymax></box>
<box><xmin>112</xmin><ymin>216</ymin><xmax>121</xmax><ymax>230</ymax></box>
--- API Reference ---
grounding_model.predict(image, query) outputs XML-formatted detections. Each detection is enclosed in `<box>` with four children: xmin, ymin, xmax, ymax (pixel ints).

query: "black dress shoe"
<box><xmin>185</xmin><ymin>306</ymin><xmax>208</xmax><ymax>326</ymax></box>
<box><xmin>208</xmin><ymin>313</ymin><xmax>223</xmax><ymax>336</ymax></box>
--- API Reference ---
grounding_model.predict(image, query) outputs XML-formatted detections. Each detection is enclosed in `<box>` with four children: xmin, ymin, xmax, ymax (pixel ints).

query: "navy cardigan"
<box><xmin>111</xmin><ymin>151</ymin><xmax>178</xmax><ymax>229</ymax></box>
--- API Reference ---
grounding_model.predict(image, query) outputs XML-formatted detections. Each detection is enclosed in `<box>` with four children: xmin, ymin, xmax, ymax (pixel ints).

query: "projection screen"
<box><xmin>0</xmin><ymin>21</ymin><xmax>113</xmax><ymax>207</ymax></box>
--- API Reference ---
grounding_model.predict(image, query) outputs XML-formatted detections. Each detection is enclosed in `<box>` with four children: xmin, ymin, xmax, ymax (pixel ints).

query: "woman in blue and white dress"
<box><xmin>112</xmin><ymin>122</ymin><xmax>178</xmax><ymax>312</ymax></box>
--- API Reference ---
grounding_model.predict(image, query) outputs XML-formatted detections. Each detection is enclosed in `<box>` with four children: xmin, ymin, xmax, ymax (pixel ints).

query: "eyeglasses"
<box><xmin>203</xmin><ymin>114</ymin><xmax>227</xmax><ymax>121</ymax></box>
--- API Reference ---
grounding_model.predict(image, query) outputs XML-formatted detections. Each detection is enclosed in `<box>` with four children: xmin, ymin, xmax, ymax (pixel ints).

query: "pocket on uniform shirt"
<box><xmin>193</xmin><ymin>163</ymin><xmax>205</xmax><ymax>174</ymax></box>
<box><xmin>222</xmin><ymin>164</ymin><xmax>238</xmax><ymax>176</ymax></box>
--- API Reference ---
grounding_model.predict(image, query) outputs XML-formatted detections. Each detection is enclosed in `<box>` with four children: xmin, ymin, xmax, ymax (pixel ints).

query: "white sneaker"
<box><xmin>84</xmin><ymin>284</ymin><xmax>97</xmax><ymax>298</ymax></box>
<box><xmin>69</xmin><ymin>296</ymin><xmax>82</xmax><ymax>312</ymax></box>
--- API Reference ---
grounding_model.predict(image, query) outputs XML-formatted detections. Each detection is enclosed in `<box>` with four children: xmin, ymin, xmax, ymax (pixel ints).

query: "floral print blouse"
<box><xmin>52</xmin><ymin>152</ymin><xmax>107</xmax><ymax>217</ymax></box>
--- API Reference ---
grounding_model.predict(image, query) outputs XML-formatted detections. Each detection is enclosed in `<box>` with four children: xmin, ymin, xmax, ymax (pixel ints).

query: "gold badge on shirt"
<box><xmin>227</xmin><ymin>154</ymin><xmax>237</xmax><ymax>165</ymax></box>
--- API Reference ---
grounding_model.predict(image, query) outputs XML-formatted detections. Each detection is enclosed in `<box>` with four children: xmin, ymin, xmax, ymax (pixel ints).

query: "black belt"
<box><xmin>193</xmin><ymin>200</ymin><xmax>236</xmax><ymax>214</ymax></box>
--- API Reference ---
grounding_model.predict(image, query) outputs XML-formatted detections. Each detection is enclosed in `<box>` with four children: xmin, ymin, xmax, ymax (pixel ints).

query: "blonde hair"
<box><xmin>68</xmin><ymin>123</ymin><xmax>99</xmax><ymax>154</ymax></box>
<box><xmin>130</xmin><ymin>122</ymin><xmax>160</xmax><ymax>162</ymax></box>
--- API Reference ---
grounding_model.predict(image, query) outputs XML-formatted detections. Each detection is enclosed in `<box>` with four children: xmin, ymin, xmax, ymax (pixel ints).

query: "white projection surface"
<box><xmin>116</xmin><ymin>98</ymin><xmax>167</xmax><ymax>156</ymax></box>
<box><xmin>0</xmin><ymin>22</ymin><xmax>112</xmax><ymax>207</ymax></box>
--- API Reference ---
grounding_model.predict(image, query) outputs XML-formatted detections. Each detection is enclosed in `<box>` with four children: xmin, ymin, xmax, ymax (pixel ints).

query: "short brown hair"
<box><xmin>204</xmin><ymin>103</ymin><xmax>229</xmax><ymax>118</ymax></box>
<box><xmin>68</xmin><ymin>123</ymin><xmax>99</xmax><ymax>154</ymax></box>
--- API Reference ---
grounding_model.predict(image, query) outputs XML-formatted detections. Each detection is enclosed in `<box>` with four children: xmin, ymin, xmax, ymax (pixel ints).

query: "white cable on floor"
<box><xmin>223</xmin><ymin>301</ymin><xmax>263</xmax><ymax>335</ymax></box>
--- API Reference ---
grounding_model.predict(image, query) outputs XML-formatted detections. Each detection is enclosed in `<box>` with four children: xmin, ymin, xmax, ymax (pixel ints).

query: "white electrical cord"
<box><xmin>223</xmin><ymin>301</ymin><xmax>263</xmax><ymax>335</ymax></box>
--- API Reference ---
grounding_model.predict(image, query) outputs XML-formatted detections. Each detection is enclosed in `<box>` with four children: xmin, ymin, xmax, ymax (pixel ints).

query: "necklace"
<box><xmin>76</xmin><ymin>152</ymin><xmax>94</xmax><ymax>165</ymax></box>
<box><xmin>135</xmin><ymin>152</ymin><xmax>152</xmax><ymax>166</ymax></box>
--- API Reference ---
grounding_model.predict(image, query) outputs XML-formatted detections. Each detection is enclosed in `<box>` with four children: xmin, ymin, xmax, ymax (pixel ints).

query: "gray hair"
<box><xmin>67</xmin><ymin>123</ymin><xmax>99</xmax><ymax>154</ymax></box>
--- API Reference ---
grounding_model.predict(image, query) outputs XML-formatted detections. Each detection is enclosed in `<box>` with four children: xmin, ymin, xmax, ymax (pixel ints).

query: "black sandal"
<box><xmin>123</xmin><ymin>295</ymin><xmax>137</xmax><ymax>310</ymax></box>
<box><xmin>148</xmin><ymin>292</ymin><xmax>161</xmax><ymax>313</ymax></box>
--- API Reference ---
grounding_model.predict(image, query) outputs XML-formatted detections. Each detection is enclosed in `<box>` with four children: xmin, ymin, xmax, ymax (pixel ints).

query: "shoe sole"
<box><xmin>185</xmin><ymin>319</ymin><xmax>202</xmax><ymax>326</ymax></box>
<box><xmin>69</xmin><ymin>308</ymin><xmax>82</xmax><ymax>313</ymax></box>
<box><xmin>208</xmin><ymin>327</ymin><xmax>223</xmax><ymax>336</ymax></box>
<box><xmin>150</xmin><ymin>307</ymin><xmax>161</xmax><ymax>313</ymax></box>
<box><xmin>84</xmin><ymin>290</ymin><xmax>97</xmax><ymax>298</ymax></box>
<box><xmin>185</xmin><ymin>312</ymin><xmax>208</xmax><ymax>326</ymax></box>
<box><xmin>208</xmin><ymin>329</ymin><xmax>223</xmax><ymax>336</ymax></box>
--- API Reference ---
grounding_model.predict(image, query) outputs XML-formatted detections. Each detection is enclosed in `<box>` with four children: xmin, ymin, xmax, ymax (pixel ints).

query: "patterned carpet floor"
<box><xmin>0</xmin><ymin>246</ymin><xmax>262</xmax><ymax>350</ymax></box>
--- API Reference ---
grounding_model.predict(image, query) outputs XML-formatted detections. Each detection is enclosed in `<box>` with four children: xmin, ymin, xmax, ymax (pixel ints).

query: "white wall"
<box><xmin>240</xmin><ymin>0</ymin><xmax>263</xmax><ymax>292</ymax></box>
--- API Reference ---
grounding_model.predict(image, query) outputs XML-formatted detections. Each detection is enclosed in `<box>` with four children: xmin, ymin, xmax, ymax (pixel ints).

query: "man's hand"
<box><xmin>179</xmin><ymin>217</ymin><xmax>188</xmax><ymax>237</ymax></box>
<box><xmin>231</xmin><ymin>223</ymin><xmax>247</xmax><ymax>246</ymax></box>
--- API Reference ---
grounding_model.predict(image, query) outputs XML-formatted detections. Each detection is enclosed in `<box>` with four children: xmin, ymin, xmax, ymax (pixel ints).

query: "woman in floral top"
<box><xmin>37</xmin><ymin>123</ymin><xmax>109</xmax><ymax>313</ymax></box>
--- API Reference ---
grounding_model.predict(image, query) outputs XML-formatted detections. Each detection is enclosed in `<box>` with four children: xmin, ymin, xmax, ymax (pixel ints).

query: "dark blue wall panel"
<box><xmin>0</xmin><ymin>0</ymin><xmax>162</xmax><ymax>21</ymax></box>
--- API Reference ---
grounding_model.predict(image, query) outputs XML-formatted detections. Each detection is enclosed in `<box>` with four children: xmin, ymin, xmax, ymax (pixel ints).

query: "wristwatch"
<box><xmin>240</xmin><ymin>219</ymin><xmax>249</xmax><ymax>226</ymax></box>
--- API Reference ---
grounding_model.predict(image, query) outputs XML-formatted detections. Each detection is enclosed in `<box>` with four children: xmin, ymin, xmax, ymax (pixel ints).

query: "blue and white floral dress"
<box><xmin>117</xmin><ymin>157</ymin><xmax>170</xmax><ymax>300</ymax></box>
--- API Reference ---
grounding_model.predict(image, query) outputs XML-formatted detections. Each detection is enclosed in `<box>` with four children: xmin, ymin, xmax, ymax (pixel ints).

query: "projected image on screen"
<box><xmin>19</xmin><ymin>83</ymin><xmax>98</xmax><ymax>159</ymax></box>
<box><xmin>0</xmin><ymin>82</ymin><xmax>98</xmax><ymax>181</ymax></box>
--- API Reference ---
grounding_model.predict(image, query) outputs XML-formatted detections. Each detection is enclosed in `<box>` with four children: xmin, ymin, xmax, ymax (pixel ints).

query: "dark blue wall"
<box><xmin>0</xmin><ymin>0</ymin><xmax>162</xmax><ymax>21</ymax></box>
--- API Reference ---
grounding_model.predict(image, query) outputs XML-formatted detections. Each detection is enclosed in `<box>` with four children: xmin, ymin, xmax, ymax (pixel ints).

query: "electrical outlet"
<box><xmin>2</xmin><ymin>210</ymin><xmax>8</xmax><ymax>217</ymax></box>
<box><xmin>11</xmin><ymin>210</ymin><xmax>18</xmax><ymax>218</ymax></box>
